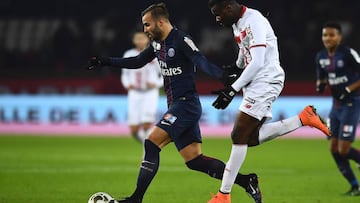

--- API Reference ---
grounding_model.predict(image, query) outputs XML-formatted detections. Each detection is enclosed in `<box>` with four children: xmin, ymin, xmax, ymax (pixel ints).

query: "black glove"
<box><xmin>87</xmin><ymin>56</ymin><xmax>111</xmax><ymax>69</ymax></box>
<box><xmin>316</xmin><ymin>82</ymin><xmax>326</xmax><ymax>94</ymax></box>
<box><xmin>332</xmin><ymin>86</ymin><xmax>351</xmax><ymax>100</ymax></box>
<box><xmin>212</xmin><ymin>86</ymin><xmax>237</xmax><ymax>109</ymax></box>
<box><xmin>220</xmin><ymin>63</ymin><xmax>243</xmax><ymax>86</ymax></box>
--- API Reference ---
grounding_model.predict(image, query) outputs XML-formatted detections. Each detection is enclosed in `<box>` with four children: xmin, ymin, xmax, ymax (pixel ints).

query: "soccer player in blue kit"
<box><xmin>89</xmin><ymin>3</ymin><xmax>262</xmax><ymax>203</ymax></box>
<box><xmin>316</xmin><ymin>22</ymin><xmax>360</xmax><ymax>196</ymax></box>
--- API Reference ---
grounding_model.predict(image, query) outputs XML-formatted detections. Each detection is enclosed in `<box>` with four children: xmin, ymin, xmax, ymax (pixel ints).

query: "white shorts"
<box><xmin>239</xmin><ymin>80</ymin><xmax>284</xmax><ymax>121</ymax></box>
<box><xmin>127</xmin><ymin>89</ymin><xmax>159</xmax><ymax>125</ymax></box>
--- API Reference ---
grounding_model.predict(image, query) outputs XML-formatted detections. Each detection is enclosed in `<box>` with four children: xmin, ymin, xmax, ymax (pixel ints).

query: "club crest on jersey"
<box><xmin>168</xmin><ymin>48</ymin><xmax>175</xmax><ymax>57</ymax></box>
<box><xmin>245</xmin><ymin>104</ymin><xmax>252</xmax><ymax>109</ymax></box>
<box><xmin>337</xmin><ymin>59</ymin><xmax>344</xmax><ymax>68</ymax></box>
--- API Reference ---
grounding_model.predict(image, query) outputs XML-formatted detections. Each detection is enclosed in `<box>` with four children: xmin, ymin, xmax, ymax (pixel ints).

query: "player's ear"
<box><xmin>224</xmin><ymin>4</ymin><xmax>232</xmax><ymax>15</ymax></box>
<box><xmin>338</xmin><ymin>34</ymin><xmax>342</xmax><ymax>42</ymax></box>
<box><xmin>157</xmin><ymin>18</ymin><xmax>165</xmax><ymax>27</ymax></box>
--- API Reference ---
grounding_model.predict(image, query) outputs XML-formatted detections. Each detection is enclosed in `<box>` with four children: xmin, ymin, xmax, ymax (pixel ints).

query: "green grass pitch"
<box><xmin>0</xmin><ymin>135</ymin><xmax>359</xmax><ymax>203</ymax></box>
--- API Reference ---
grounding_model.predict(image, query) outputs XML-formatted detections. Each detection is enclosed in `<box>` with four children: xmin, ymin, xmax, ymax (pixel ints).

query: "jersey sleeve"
<box><xmin>110</xmin><ymin>46</ymin><xmax>156</xmax><ymax>69</ymax></box>
<box><xmin>349</xmin><ymin>48</ymin><xmax>360</xmax><ymax>72</ymax></box>
<box><xmin>231</xmin><ymin>46</ymin><xmax>266</xmax><ymax>91</ymax></box>
<box><xmin>180</xmin><ymin>35</ymin><xmax>224</xmax><ymax>79</ymax></box>
<box><xmin>245</xmin><ymin>15</ymin><xmax>267</xmax><ymax>48</ymax></box>
<box><xmin>315</xmin><ymin>52</ymin><xmax>327</xmax><ymax>80</ymax></box>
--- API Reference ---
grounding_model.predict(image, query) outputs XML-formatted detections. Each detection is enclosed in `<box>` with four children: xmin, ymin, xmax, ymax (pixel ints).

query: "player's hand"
<box><xmin>316</xmin><ymin>82</ymin><xmax>326</xmax><ymax>94</ymax></box>
<box><xmin>87</xmin><ymin>56</ymin><xmax>111</xmax><ymax>69</ymax></box>
<box><xmin>221</xmin><ymin>63</ymin><xmax>243</xmax><ymax>86</ymax></box>
<box><xmin>333</xmin><ymin>86</ymin><xmax>351</xmax><ymax>100</ymax></box>
<box><xmin>212</xmin><ymin>86</ymin><xmax>237</xmax><ymax>109</ymax></box>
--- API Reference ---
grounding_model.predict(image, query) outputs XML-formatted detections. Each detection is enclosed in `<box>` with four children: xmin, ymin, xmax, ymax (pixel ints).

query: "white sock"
<box><xmin>143</xmin><ymin>128</ymin><xmax>151</xmax><ymax>140</ymax></box>
<box><xmin>259</xmin><ymin>116</ymin><xmax>302</xmax><ymax>144</ymax></box>
<box><xmin>220</xmin><ymin>144</ymin><xmax>248</xmax><ymax>193</ymax></box>
<box><xmin>137</xmin><ymin>129</ymin><xmax>146</xmax><ymax>144</ymax></box>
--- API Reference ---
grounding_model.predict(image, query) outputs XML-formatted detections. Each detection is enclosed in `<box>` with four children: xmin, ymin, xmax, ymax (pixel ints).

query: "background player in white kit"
<box><xmin>207</xmin><ymin>1</ymin><xmax>331</xmax><ymax>202</ymax></box>
<box><xmin>121</xmin><ymin>31</ymin><xmax>163</xmax><ymax>143</ymax></box>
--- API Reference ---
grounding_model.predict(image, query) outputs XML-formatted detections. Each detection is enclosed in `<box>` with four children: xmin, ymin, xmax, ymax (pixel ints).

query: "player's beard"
<box><xmin>149</xmin><ymin>24</ymin><xmax>163</xmax><ymax>41</ymax></box>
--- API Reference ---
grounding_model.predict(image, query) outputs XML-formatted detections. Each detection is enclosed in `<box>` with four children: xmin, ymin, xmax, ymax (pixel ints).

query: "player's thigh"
<box><xmin>247</xmin><ymin>117</ymin><xmax>267</xmax><ymax>147</ymax></box>
<box><xmin>336</xmin><ymin>102</ymin><xmax>360</xmax><ymax>154</ymax></box>
<box><xmin>338</xmin><ymin>103</ymin><xmax>360</xmax><ymax>143</ymax></box>
<box><xmin>147</xmin><ymin>126</ymin><xmax>172</xmax><ymax>149</ymax></box>
<box><xmin>179</xmin><ymin>142</ymin><xmax>202</xmax><ymax>162</ymax></box>
<box><xmin>338</xmin><ymin>140</ymin><xmax>352</xmax><ymax>155</ymax></box>
<box><xmin>329</xmin><ymin>107</ymin><xmax>340</xmax><ymax>138</ymax></box>
<box><xmin>231</xmin><ymin>111</ymin><xmax>262</xmax><ymax>144</ymax></box>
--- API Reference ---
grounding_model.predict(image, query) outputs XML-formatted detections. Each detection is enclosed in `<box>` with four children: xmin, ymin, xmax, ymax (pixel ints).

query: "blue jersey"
<box><xmin>316</xmin><ymin>45</ymin><xmax>360</xmax><ymax>102</ymax></box>
<box><xmin>110</xmin><ymin>28</ymin><xmax>224</xmax><ymax>106</ymax></box>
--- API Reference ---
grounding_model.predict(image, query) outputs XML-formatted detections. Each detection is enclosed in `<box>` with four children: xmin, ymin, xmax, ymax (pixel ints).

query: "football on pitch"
<box><xmin>88</xmin><ymin>192</ymin><xmax>114</xmax><ymax>203</ymax></box>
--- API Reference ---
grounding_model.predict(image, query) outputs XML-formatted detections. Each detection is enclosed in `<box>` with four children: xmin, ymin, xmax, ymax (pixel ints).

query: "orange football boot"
<box><xmin>298</xmin><ymin>105</ymin><xmax>331</xmax><ymax>136</ymax></box>
<box><xmin>207</xmin><ymin>192</ymin><xmax>231</xmax><ymax>203</ymax></box>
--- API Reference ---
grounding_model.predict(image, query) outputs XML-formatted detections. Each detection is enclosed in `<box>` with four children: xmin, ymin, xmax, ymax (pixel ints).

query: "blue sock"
<box><xmin>131</xmin><ymin>140</ymin><xmax>161</xmax><ymax>201</ymax></box>
<box><xmin>347</xmin><ymin>148</ymin><xmax>360</xmax><ymax>164</ymax></box>
<box><xmin>332</xmin><ymin>152</ymin><xmax>359</xmax><ymax>188</ymax></box>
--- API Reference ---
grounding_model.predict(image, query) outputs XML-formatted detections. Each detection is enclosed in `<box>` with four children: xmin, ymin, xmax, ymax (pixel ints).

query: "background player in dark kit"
<box><xmin>316</xmin><ymin>22</ymin><xmax>360</xmax><ymax>196</ymax></box>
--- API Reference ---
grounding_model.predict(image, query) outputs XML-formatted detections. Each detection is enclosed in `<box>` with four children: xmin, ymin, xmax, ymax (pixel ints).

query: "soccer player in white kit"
<box><xmin>121</xmin><ymin>31</ymin><xmax>163</xmax><ymax>143</ymax></box>
<box><xmin>207</xmin><ymin>1</ymin><xmax>331</xmax><ymax>202</ymax></box>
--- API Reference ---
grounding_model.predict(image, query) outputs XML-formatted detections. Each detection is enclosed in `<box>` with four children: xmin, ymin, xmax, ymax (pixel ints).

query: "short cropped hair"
<box><xmin>322</xmin><ymin>22</ymin><xmax>342</xmax><ymax>34</ymax></box>
<box><xmin>208</xmin><ymin>0</ymin><xmax>235</xmax><ymax>8</ymax></box>
<box><xmin>141</xmin><ymin>2</ymin><xmax>170</xmax><ymax>20</ymax></box>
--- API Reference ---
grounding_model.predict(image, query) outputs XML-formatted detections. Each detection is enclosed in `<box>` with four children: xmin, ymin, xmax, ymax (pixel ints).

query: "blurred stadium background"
<box><xmin>0</xmin><ymin>0</ymin><xmax>359</xmax><ymax>135</ymax></box>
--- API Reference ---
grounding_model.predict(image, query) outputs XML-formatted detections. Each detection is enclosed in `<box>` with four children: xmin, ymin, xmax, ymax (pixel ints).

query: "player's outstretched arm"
<box><xmin>88</xmin><ymin>46</ymin><xmax>156</xmax><ymax>69</ymax></box>
<box><xmin>179</xmin><ymin>35</ymin><xmax>240</xmax><ymax>84</ymax></box>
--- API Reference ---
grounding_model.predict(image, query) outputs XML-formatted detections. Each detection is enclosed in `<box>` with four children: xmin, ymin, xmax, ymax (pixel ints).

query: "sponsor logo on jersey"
<box><xmin>328</xmin><ymin>73</ymin><xmax>348</xmax><ymax>85</ymax></box>
<box><xmin>168</xmin><ymin>48</ymin><xmax>175</xmax><ymax>57</ymax></box>
<box><xmin>158</xmin><ymin>59</ymin><xmax>182</xmax><ymax>76</ymax></box>
<box><xmin>159</xmin><ymin>60</ymin><xmax>167</xmax><ymax>69</ymax></box>
<box><xmin>161</xmin><ymin>67</ymin><xmax>183</xmax><ymax>76</ymax></box>
<box><xmin>245</xmin><ymin>97</ymin><xmax>256</xmax><ymax>104</ymax></box>
<box><xmin>319</xmin><ymin>59</ymin><xmax>330</xmax><ymax>68</ymax></box>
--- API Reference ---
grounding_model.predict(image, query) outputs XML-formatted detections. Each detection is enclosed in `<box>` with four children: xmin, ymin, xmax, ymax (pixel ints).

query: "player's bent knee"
<box><xmin>247</xmin><ymin>136</ymin><xmax>260</xmax><ymax>147</ymax></box>
<box><xmin>231</xmin><ymin>129</ymin><xmax>249</xmax><ymax>144</ymax></box>
<box><xmin>338</xmin><ymin>147</ymin><xmax>351</xmax><ymax>156</ymax></box>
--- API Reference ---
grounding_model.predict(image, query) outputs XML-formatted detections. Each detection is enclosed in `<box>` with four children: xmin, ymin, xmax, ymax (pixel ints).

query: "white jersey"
<box><xmin>231</xmin><ymin>6</ymin><xmax>284</xmax><ymax>91</ymax></box>
<box><xmin>231</xmin><ymin>7</ymin><xmax>285</xmax><ymax>120</ymax></box>
<box><xmin>121</xmin><ymin>48</ymin><xmax>163</xmax><ymax>91</ymax></box>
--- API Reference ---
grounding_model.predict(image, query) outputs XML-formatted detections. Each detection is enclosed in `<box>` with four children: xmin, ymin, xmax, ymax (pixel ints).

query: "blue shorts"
<box><xmin>329</xmin><ymin>99</ymin><xmax>360</xmax><ymax>142</ymax></box>
<box><xmin>156</xmin><ymin>96</ymin><xmax>202</xmax><ymax>151</ymax></box>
